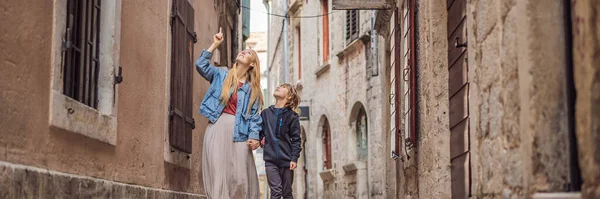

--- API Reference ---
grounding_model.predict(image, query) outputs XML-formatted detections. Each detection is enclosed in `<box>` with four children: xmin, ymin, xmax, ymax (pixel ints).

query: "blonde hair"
<box><xmin>279</xmin><ymin>83</ymin><xmax>300</xmax><ymax>113</ymax></box>
<box><xmin>220</xmin><ymin>50</ymin><xmax>264</xmax><ymax>115</ymax></box>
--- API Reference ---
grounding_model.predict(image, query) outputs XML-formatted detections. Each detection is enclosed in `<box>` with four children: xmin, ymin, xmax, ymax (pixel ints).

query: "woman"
<box><xmin>196</xmin><ymin>28</ymin><xmax>263</xmax><ymax>199</ymax></box>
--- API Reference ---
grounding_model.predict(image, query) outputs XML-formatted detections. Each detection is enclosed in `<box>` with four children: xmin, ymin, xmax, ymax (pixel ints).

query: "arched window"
<box><xmin>356</xmin><ymin>107</ymin><xmax>368</xmax><ymax>161</ymax></box>
<box><xmin>322</xmin><ymin>118</ymin><xmax>332</xmax><ymax>170</ymax></box>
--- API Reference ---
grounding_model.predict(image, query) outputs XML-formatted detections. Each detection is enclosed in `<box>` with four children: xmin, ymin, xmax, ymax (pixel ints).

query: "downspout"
<box><xmin>282</xmin><ymin>0</ymin><xmax>289</xmax><ymax>83</ymax></box>
<box><xmin>371</xmin><ymin>10</ymin><xmax>379</xmax><ymax>77</ymax></box>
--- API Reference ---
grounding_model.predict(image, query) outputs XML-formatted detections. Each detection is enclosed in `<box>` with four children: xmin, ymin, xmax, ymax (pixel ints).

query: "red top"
<box><xmin>222</xmin><ymin>82</ymin><xmax>244</xmax><ymax>115</ymax></box>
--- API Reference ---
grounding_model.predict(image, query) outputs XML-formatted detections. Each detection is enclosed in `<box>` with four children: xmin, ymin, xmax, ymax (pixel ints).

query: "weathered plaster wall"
<box><xmin>0</xmin><ymin>0</ymin><xmax>221</xmax><ymax>195</ymax></box>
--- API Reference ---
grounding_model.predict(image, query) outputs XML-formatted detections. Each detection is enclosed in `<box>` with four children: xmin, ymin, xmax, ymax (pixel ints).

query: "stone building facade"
<box><xmin>265</xmin><ymin>0</ymin><xmax>396</xmax><ymax>198</ymax></box>
<box><xmin>372</xmin><ymin>0</ymin><xmax>599</xmax><ymax>198</ymax></box>
<box><xmin>267</xmin><ymin>0</ymin><xmax>598</xmax><ymax>198</ymax></box>
<box><xmin>0</xmin><ymin>0</ymin><xmax>248</xmax><ymax>197</ymax></box>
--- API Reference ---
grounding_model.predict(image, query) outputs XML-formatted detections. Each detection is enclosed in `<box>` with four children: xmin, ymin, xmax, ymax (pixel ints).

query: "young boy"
<box><xmin>260</xmin><ymin>83</ymin><xmax>302</xmax><ymax>199</ymax></box>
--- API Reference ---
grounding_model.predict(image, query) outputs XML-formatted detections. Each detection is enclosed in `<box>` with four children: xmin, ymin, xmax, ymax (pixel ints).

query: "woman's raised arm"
<box><xmin>195</xmin><ymin>28</ymin><xmax>224</xmax><ymax>82</ymax></box>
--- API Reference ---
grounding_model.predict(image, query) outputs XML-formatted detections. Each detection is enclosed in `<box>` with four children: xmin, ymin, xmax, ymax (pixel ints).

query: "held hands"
<box><xmin>247</xmin><ymin>139</ymin><xmax>260</xmax><ymax>150</ymax></box>
<box><xmin>290</xmin><ymin>161</ymin><xmax>297</xmax><ymax>170</ymax></box>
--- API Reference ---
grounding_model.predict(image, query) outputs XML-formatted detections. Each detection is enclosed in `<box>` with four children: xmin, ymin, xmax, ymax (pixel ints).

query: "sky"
<box><xmin>249</xmin><ymin>0</ymin><xmax>268</xmax><ymax>32</ymax></box>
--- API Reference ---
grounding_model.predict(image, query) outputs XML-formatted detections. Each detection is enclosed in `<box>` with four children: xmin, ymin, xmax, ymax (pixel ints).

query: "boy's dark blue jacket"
<box><xmin>259</xmin><ymin>106</ymin><xmax>302</xmax><ymax>167</ymax></box>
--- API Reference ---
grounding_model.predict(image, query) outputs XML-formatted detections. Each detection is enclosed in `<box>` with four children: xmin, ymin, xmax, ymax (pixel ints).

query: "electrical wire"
<box><xmin>238</xmin><ymin>4</ymin><xmax>339</xmax><ymax>19</ymax></box>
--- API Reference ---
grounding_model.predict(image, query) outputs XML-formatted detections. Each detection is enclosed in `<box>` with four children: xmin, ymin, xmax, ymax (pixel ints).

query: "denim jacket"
<box><xmin>195</xmin><ymin>50</ymin><xmax>262</xmax><ymax>142</ymax></box>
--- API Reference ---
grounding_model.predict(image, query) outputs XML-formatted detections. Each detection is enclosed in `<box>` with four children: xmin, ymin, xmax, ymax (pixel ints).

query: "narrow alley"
<box><xmin>0</xmin><ymin>0</ymin><xmax>599</xmax><ymax>199</ymax></box>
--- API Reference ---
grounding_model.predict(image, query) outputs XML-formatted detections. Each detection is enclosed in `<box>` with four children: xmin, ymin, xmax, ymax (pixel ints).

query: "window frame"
<box><xmin>390</xmin><ymin>7</ymin><xmax>401</xmax><ymax>158</ymax></box>
<box><xmin>402</xmin><ymin>0</ymin><xmax>417</xmax><ymax>147</ymax></box>
<box><xmin>390</xmin><ymin>0</ymin><xmax>417</xmax><ymax>159</ymax></box>
<box><xmin>49</xmin><ymin>0</ymin><xmax>121</xmax><ymax>145</ymax></box>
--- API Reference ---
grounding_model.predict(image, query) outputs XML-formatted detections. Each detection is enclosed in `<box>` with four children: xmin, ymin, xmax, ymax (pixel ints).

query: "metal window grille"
<box><xmin>62</xmin><ymin>0</ymin><xmax>102</xmax><ymax>108</ymax></box>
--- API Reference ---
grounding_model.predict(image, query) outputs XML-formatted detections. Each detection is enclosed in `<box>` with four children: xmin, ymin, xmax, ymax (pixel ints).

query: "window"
<box><xmin>296</xmin><ymin>26</ymin><xmax>302</xmax><ymax>80</ymax></box>
<box><xmin>356</xmin><ymin>107</ymin><xmax>368</xmax><ymax>162</ymax></box>
<box><xmin>390</xmin><ymin>7</ymin><xmax>400</xmax><ymax>158</ymax></box>
<box><xmin>50</xmin><ymin>0</ymin><xmax>121</xmax><ymax>145</ymax></box>
<box><xmin>62</xmin><ymin>0</ymin><xmax>102</xmax><ymax>108</ymax></box>
<box><xmin>321</xmin><ymin>0</ymin><xmax>330</xmax><ymax>63</ymax></box>
<box><xmin>345</xmin><ymin>9</ymin><xmax>359</xmax><ymax>44</ymax></box>
<box><xmin>169</xmin><ymin>0</ymin><xmax>196</xmax><ymax>153</ymax></box>
<box><xmin>322</xmin><ymin>117</ymin><xmax>332</xmax><ymax>170</ymax></box>
<box><xmin>389</xmin><ymin>0</ymin><xmax>416</xmax><ymax>158</ymax></box>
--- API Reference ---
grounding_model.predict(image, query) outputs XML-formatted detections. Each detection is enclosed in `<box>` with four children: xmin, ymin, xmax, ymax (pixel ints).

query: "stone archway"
<box><xmin>317</xmin><ymin>116</ymin><xmax>332</xmax><ymax>170</ymax></box>
<box><xmin>349</xmin><ymin>102</ymin><xmax>368</xmax><ymax>162</ymax></box>
<box><xmin>347</xmin><ymin>102</ymin><xmax>369</xmax><ymax>199</ymax></box>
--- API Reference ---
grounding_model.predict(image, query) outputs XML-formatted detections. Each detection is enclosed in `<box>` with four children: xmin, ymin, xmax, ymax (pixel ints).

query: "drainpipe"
<box><xmin>371</xmin><ymin>10</ymin><xmax>379</xmax><ymax>77</ymax></box>
<box><xmin>264</xmin><ymin>0</ymin><xmax>271</xmax><ymax>106</ymax></box>
<box><xmin>282</xmin><ymin>0</ymin><xmax>289</xmax><ymax>83</ymax></box>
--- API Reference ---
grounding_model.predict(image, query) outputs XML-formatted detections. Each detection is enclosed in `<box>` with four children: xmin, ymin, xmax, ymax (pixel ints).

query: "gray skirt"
<box><xmin>202</xmin><ymin>114</ymin><xmax>260</xmax><ymax>199</ymax></box>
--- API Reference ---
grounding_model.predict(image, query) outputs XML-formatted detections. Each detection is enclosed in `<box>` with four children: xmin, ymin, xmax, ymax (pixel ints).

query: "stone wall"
<box><xmin>469</xmin><ymin>0</ymin><xmax>572</xmax><ymax>197</ymax></box>
<box><xmin>414</xmin><ymin>0</ymin><xmax>453</xmax><ymax>198</ymax></box>
<box><xmin>391</xmin><ymin>0</ymin><xmax>581</xmax><ymax>198</ymax></box>
<box><xmin>0</xmin><ymin>161</ymin><xmax>204</xmax><ymax>198</ymax></box>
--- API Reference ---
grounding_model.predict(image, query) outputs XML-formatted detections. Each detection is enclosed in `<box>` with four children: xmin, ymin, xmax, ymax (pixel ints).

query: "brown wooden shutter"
<box><xmin>169</xmin><ymin>0</ymin><xmax>196</xmax><ymax>153</ymax></box>
<box><xmin>447</xmin><ymin>0</ymin><xmax>471</xmax><ymax>198</ymax></box>
<box><xmin>345</xmin><ymin>10</ymin><xmax>359</xmax><ymax>44</ymax></box>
